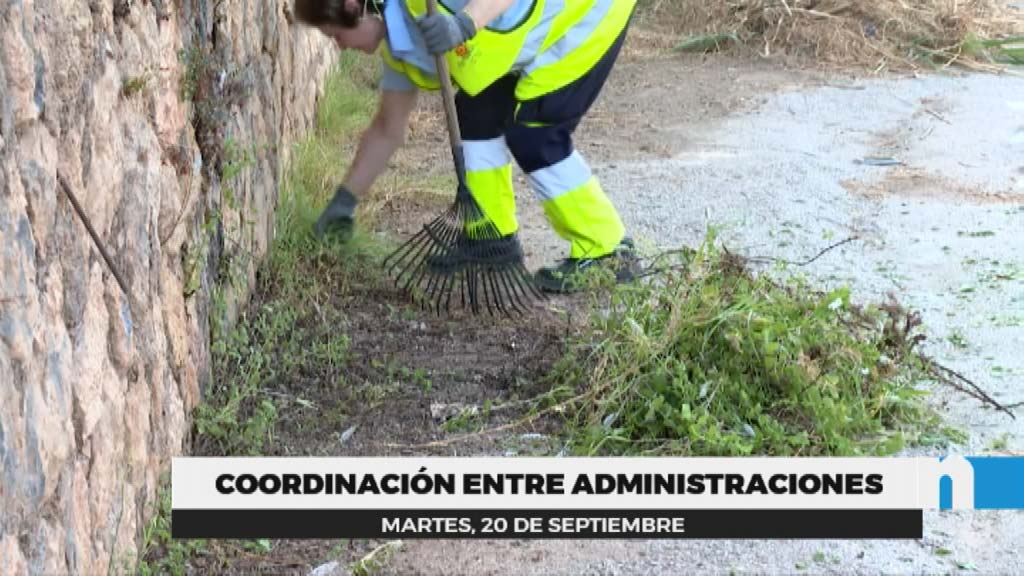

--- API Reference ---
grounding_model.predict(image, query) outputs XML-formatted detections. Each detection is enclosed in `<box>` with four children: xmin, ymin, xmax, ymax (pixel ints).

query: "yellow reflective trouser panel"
<box><xmin>529</xmin><ymin>151</ymin><xmax>624</xmax><ymax>258</ymax></box>
<box><xmin>463</xmin><ymin>137</ymin><xmax>518</xmax><ymax>236</ymax></box>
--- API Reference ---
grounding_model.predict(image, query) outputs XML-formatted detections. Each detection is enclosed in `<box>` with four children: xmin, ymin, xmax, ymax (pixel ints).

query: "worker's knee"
<box><xmin>504</xmin><ymin>124</ymin><xmax>573</xmax><ymax>174</ymax></box>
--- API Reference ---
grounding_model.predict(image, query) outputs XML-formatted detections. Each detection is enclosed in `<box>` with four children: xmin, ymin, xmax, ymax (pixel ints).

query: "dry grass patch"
<box><xmin>639</xmin><ymin>0</ymin><xmax>1023</xmax><ymax>72</ymax></box>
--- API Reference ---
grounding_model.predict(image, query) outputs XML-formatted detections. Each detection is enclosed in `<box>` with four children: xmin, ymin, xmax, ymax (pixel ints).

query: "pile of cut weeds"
<box><xmin>546</xmin><ymin>232</ymin><xmax>958</xmax><ymax>457</ymax></box>
<box><xmin>641</xmin><ymin>0</ymin><xmax>1022</xmax><ymax>71</ymax></box>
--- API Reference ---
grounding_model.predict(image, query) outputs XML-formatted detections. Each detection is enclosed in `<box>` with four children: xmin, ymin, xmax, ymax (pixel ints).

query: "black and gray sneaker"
<box><xmin>533</xmin><ymin>238</ymin><xmax>639</xmax><ymax>294</ymax></box>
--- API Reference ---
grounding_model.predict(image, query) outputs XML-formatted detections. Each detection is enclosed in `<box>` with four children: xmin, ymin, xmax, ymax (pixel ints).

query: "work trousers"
<box><xmin>454</xmin><ymin>20</ymin><xmax>630</xmax><ymax>260</ymax></box>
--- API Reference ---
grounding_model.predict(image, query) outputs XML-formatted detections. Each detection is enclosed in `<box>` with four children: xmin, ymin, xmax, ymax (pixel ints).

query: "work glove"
<box><xmin>417</xmin><ymin>11</ymin><xmax>476</xmax><ymax>55</ymax></box>
<box><xmin>315</xmin><ymin>184</ymin><xmax>358</xmax><ymax>241</ymax></box>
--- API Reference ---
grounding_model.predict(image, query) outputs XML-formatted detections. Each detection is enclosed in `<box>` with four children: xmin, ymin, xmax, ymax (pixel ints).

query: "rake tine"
<box><xmin>507</xmin><ymin>268</ymin><xmax>533</xmax><ymax>307</ymax></box>
<box><xmin>466</xmin><ymin>265</ymin><xmax>476</xmax><ymax>315</ymax></box>
<box><xmin>509</xmin><ymin>267</ymin><xmax>533</xmax><ymax>314</ymax></box>
<box><xmin>382</xmin><ymin>226</ymin><xmax>426</xmax><ymax>271</ymax></box>
<box><xmin>391</xmin><ymin>212</ymin><xmax>461</xmax><ymax>285</ymax></box>
<box><xmin>490</xmin><ymin>241</ymin><xmax>514</xmax><ymax>315</ymax></box>
<box><xmin>476</xmin><ymin>243</ymin><xmax>496</xmax><ymax>315</ymax></box>
<box><xmin>487</xmin><ymin>267</ymin><xmax>509</xmax><ymax>317</ymax></box>
<box><xmin>459</xmin><ymin>266</ymin><xmax>467</xmax><ymax>311</ymax></box>
<box><xmin>385</xmin><ymin>212</ymin><xmax>454</xmax><ymax>275</ymax></box>
<box><xmin>400</xmin><ymin>228</ymin><xmax>454</xmax><ymax>294</ymax></box>
<box><xmin>440</xmin><ymin>268</ymin><xmax>457</xmax><ymax>315</ymax></box>
<box><xmin>479</xmin><ymin>264</ymin><xmax>495</xmax><ymax>313</ymax></box>
<box><xmin>466</xmin><ymin>267</ymin><xmax>476</xmax><ymax>314</ymax></box>
<box><xmin>479</xmin><ymin>260</ymin><xmax>499</xmax><ymax>313</ymax></box>
<box><xmin>494</xmin><ymin>270</ymin><xmax>516</xmax><ymax>316</ymax></box>
<box><xmin>385</xmin><ymin>230</ymin><xmax>432</xmax><ymax>280</ymax></box>
<box><xmin>496</xmin><ymin>259</ymin><xmax>525</xmax><ymax>307</ymax></box>
<box><xmin>506</xmin><ymin>261</ymin><xmax>532</xmax><ymax>305</ymax></box>
<box><xmin>433</xmin><ymin>267</ymin><xmax>458</xmax><ymax>316</ymax></box>
<box><xmin>472</xmin><ymin>264</ymin><xmax>484</xmax><ymax>315</ymax></box>
<box><xmin>487</xmin><ymin>263</ymin><xmax>506</xmax><ymax>313</ymax></box>
<box><xmin>516</xmin><ymin>261</ymin><xmax>544</xmax><ymax>300</ymax></box>
<box><xmin>391</xmin><ymin>229</ymin><xmax>441</xmax><ymax>287</ymax></box>
<box><xmin>481</xmin><ymin>266</ymin><xmax>498</xmax><ymax>316</ymax></box>
<box><xmin>405</xmin><ymin>261</ymin><xmax>440</xmax><ymax>300</ymax></box>
<box><xmin>497</xmin><ymin>266</ymin><xmax>527</xmax><ymax>314</ymax></box>
<box><xmin>425</xmin><ymin>268</ymin><xmax>444</xmax><ymax>315</ymax></box>
<box><xmin>471</xmin><ymin>264</ymin><xmax>484</xmax><ymax>315</ymax></box>
<box><xmin>422</xmin><ymin>266</ymin><xmax>446</xmax><ymax>313</ymax></box>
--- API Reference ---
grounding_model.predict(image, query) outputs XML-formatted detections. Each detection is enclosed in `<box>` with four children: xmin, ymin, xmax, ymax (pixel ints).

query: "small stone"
<box><xmin>430</xmin><ymin>403</ymin><xmax>477</xmax><ymax>421</ymax></box>
<box><xmin>307</xmin><ymin>560</ymin><xmax>340</xmax><ymax>576</ymax></box>
<box><xmin>338</xmin><ymin>425</ymin><xmax>357</xmax><ymax>444</ymax></box>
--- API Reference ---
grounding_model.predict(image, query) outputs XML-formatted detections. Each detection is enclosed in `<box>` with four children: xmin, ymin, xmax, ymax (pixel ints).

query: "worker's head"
<box><xmin>293</xmin><ymin>0</ymin><xmax>385</xmax><ymax>54</ymax></box>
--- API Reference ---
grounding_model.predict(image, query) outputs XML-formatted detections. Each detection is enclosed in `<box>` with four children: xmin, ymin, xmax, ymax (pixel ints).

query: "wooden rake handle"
<box><xmin>425</xmin><ymin>0</ymin><xmax>466</xmax><ymax>179</ymax></box>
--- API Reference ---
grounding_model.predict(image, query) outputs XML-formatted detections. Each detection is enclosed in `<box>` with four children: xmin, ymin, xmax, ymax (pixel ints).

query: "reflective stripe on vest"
<box><xmin>403</xmin><ymin>0</ymin><xmax>542</xmax><ymax>96</ymax></box>
<box><xmin>524</xmin><ymin>0</ymin><xmax>613</xmax><ymax>75</ymax></box>
<box><xmin>515</xmin><ymin>0</ymin><xmax>634</xmax><ymax>100</ymax></box>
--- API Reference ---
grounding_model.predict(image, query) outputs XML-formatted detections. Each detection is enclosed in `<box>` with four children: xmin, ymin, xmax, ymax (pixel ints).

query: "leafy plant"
<box><xmin>549</xmin><ymin>231</ymin><xmax>949</xmax><ymax>456</ymax></box>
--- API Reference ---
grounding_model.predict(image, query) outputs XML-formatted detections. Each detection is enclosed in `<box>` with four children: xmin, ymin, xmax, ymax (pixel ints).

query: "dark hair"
<box><xmin>293</xmin><ymin>0</ymin><xmax>361</xmax><ymax>28</ymax></box>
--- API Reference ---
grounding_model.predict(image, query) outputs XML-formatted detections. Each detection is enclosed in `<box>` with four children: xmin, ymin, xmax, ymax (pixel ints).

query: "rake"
<box><xmin>382</xmin><ymin>0</ymin><xmax>544</xmax><ymax>316</ymax></box>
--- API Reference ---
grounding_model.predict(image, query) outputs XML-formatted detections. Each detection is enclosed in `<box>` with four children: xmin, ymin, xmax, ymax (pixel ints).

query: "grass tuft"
<box><xmin>138</xmin><ymin>480</ymin><xmax>205</xmax><ymax>576</ymax></box>
<box><xmin>549</xmin><ymin>231</ymin><xmax>953</xmax><ymax>457</ymax></box>
<box><xmin>673</xmin><ymin>32</ymin><xmax>741</xmax><ymax>53</ymax></box>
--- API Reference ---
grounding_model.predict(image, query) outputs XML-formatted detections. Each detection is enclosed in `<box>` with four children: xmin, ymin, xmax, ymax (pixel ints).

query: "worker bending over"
<box><xmin>294</xmin><ymin>0</ymin><xmax>638</xmax><ymax>293</ymax></box>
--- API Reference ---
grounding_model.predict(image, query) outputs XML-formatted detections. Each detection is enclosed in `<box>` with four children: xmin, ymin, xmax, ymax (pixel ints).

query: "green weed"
<box><xmin>221</xmin><ymin>137</ymin><xmax>257</xmax><ymax>212</ymax></box>
<box><xmin>178</xmin><ymin>47</ymin><xmax>211</xmax><ymax>102</ymax></box>
<box><xmin>192</xmin><ymin>54</ymin><xmax>383</xmax><ymax>457</ymax></box>
<box><xmin>548</xmin><ymin>230</ymin><xmax>947</xmax><ymax>457</ymax></box>
<box><xmin>350</xmin><ymin>541</ymin><xmax>405</xmax><ymax>576</ymax></box>
<box><xmin>137</xmin><ymin>481</ymin><xmax>206</xmax><ymax>576</ymax></box>
<box><xmin>947</xmin><ymin>331</ymin><xmax>969</xmax><ymax>350</ymax></box>
<box><xmin>673</xmin><ymin>32</ymin><xmax>740</xmax><ymax>53</ymax></box>
<box><xmin>122</xmin><ymin>74</ymin><xmax>149</xmax><ymax>98</ymax></box>
<box><xmin>961</xmin><ymin>34</ymin><xmax>1024</xmax><ymax>65</ymax></box>
<box><xmin>181</xmin><ymin>209</ymin><xmax>219</xmax><ymax>297</ymax></box>
<box><xmin>989</xmin><ymin>433</ymin><xmax>1009</xmax><ymax>452</ymax></box>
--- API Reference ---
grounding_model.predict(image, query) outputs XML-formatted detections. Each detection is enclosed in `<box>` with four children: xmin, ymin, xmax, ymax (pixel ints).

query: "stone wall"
<box><xmin>0</xmin><ymin>0</ymin><xmax>334</xmax><ymax>572</ymax></box>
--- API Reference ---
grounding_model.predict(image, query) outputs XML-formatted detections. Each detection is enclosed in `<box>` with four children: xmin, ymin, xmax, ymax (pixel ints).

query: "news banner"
<box><xmin>171</xmin><ymin>456</ymin><xmax>1023</xmax><ymax>539</ymax></box>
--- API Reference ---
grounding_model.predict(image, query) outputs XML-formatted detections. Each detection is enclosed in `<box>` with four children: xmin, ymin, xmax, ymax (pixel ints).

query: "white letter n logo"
<box><xmin>920</xmin><ymin>456</ymin><xmax>975</xmax><ymax>510</ymax></box>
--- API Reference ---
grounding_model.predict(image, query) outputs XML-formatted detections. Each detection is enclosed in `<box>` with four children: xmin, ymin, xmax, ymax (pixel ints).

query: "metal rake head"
<box><xmin>381</xmin><ymin>201</ymin><xmax>545</xmax><ymax>316</ymax></box>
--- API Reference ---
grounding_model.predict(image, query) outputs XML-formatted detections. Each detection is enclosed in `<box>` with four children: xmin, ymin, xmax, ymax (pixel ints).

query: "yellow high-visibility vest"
<box><xmin>381</xmin><ymin>0</ymin><xmax>635</xmax><ymax>99</ymax></box>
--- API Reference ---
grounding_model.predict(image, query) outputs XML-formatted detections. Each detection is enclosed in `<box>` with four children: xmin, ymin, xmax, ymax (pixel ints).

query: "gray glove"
<box><xmin>315</xmin><ymin>185</ymin><xmax>358</xmax><ymax>241</ymax></box>
<box><xmin>417</xmin><ymin>11</ymin><xmax>476</xmax><ymax>55</ymax></box>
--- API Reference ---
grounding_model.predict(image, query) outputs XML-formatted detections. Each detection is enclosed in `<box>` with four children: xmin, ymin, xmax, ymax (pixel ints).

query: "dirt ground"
<box><xmin>197</xmin><ymin>15</ymin><xmax>1024</xmax><ymax>576</ymax></box>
